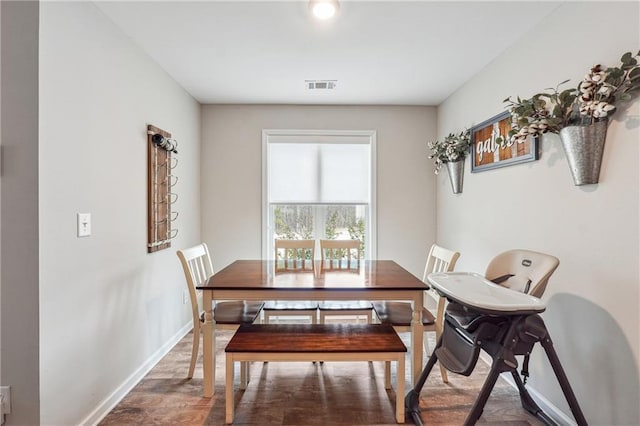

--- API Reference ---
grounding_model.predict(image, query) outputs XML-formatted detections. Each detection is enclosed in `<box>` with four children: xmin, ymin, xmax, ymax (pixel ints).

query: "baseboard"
<box><xmin>523</xmin><ymin>383</ymin><xmax>577</xmax><ymax>426</ymax></box>
<box><xmin>491</xmin><ymin>354</ymin><xmax>577</xmax><ymax>426</ymax></box>
<box><xmin>80</xmin><ymin>322</ymin><xmax>193</xmax><ymax>426</ymax></box>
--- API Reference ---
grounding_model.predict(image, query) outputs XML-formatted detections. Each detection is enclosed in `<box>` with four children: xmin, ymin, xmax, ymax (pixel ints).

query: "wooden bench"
<box><xmin>225</xmin><ymin>323</ymin><xmax>407</xmax><ymax>424</ymax></box>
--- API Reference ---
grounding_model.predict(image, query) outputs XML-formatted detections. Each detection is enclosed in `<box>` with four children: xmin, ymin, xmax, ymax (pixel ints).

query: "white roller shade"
<box><xmin>269</xmin><ymin>142</ymin><xmax>370</xmax><ymax>204</ymax></box>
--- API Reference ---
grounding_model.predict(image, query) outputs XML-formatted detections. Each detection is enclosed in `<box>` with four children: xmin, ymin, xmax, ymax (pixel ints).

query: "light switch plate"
<box><xmin>77</xmin><ymin>213</ymin><xmax>91</xmax><ymax>237</ymax></box>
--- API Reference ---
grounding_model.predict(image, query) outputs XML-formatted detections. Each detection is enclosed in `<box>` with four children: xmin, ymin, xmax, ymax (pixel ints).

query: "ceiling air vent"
<box><xmin>306</xmin><ymin>80</ymin><xmax>337</xmax><ymax>90</ymax></box>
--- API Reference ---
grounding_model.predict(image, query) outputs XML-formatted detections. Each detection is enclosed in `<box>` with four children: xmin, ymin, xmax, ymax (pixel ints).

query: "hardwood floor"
<box><xmin>100</xmin><ymin>323</ymin><xmax>544</xmax><ymax>425</ymax></box>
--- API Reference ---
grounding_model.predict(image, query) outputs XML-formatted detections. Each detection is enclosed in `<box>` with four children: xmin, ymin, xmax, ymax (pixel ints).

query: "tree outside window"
<box><xmin>272</xmin><ymin>204</ymin><xmax>365</xmax><ymax>259</ymax></box>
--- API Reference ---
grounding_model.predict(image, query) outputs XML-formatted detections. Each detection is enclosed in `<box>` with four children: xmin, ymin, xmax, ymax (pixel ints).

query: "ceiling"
<box><xmin>94</xmin><ymin>1</ymin><xmax>561</xmax><ymax>105</ymax></box>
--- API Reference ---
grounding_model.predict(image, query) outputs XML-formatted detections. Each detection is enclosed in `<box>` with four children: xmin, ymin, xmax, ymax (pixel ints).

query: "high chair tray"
<box><xmin>427</xmin><ymin>272</ymin><xmax>546</xmax><ymax>315</ymax></box>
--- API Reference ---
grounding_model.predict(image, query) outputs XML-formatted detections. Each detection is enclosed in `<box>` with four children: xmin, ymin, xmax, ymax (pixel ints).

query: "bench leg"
<box><xmin>226</xmin><ymin>355</ymin><xmax>234</xmax><ymax>424</ymax></box>
<box><xmin>225</xmin><ymin>353</ymin><xmax>404</xmax><ymax>423</ymax></box>
<box><xmin>396</xmin><ymin>356</ymin><xmax>405</xmax><ymax>424</ymax></box>
<box><xmin>384</xmin><ymin>361</ymin><xmax>391</xmax><ymax>389</ymax></box>
<box><xmin>240</xmin><ymin>361</ymin><xmax>249</xmax><ymax>390</ymax></box>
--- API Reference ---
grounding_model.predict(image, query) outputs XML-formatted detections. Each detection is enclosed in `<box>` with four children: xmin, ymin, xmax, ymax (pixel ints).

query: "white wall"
<box><xmin>201</xmin><ymin>105</ymin><xmax>436</xmax><ymax>277</ymax></box>
<box><xmin>437</xmin><ymin>2</ymin><xmax>639</xmax><ymax>424</ymax></box>
<box><xmin>1</xmin><ymin>2</ymin><xmax>40</xmax><ymax>425</ymax></box>
<box><xmin>38</xmin><ymin>2</ymin><xmax>201</xmax><ymax>424</ymax></box>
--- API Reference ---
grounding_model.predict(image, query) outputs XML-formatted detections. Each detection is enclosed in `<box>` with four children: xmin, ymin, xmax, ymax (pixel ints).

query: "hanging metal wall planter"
<box><xmin>559</xmin><ymin>120</ymin><xmax>608</xmax><ymax>186</ymax></box>
<box><xmin>446</xmin><ymin>159</ymin><xmax>465</xmax><ymax>194</ymax></box>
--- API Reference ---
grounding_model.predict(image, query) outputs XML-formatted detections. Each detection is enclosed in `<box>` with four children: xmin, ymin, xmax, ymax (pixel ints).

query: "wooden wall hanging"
<box><xmin>470</xmin><ymin>111</ymin><xmax>540</xmax><ymax>173</ymax></box>
<box><xmin>147</xmin><ymin>124</ymin><xmax>178</xmax><ymax>253</ymax></box>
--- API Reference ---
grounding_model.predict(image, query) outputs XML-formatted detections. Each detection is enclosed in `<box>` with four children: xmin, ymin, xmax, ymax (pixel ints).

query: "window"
<box><xmin>262</xmin><ymin>130</ymin><xmax>376</xmax><ymax>259</ymax></box>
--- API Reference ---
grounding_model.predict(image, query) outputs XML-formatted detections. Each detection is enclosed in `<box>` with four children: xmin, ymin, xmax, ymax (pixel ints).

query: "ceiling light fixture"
<box><xmin>309</xmin><ymin>0</ymin><xmax>339</xmax><ymax>20</ymax></box>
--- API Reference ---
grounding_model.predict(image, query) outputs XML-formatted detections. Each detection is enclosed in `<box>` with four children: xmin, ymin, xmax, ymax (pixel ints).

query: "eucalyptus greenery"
<box><xmin>504</xmin><ymin>50</ymin><xmax>640</xmax><ymax>143</ymax></box>
<box><xmin>427</xmin><ymin>129</ymin><xmax>471</xmax><ymax>174</ymax></box>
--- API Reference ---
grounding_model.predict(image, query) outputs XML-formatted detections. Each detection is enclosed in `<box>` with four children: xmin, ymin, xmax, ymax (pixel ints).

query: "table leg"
<box><xmin>411</xmin><ymin>292</ymin><xmax>424</xmax><ymax>385</ymax></box>
<box><xmin>384</xmin><ymin>361</ymin><xmax>391</xmax><ymax>389</ymax></box>
<box><xmin>203</xmin><ymin>291</ymin><xmax>215</xmax><ymax>397</ymax></box>
<box><xmin>397</xmin><ymin>354</ymin><xmax>406</xmax><ymax>423</ymax></box>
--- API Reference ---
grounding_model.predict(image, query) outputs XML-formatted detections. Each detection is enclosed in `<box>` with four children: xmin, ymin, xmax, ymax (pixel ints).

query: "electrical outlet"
<box><xmin>1</xmin><ymin>386</ymin><xmax>11</xmax><ymax>415</ymax></box>
<box><xmin>182</xmin><ymin>289</ymin><xmax>188</xmax><ymax>305</ymax></box>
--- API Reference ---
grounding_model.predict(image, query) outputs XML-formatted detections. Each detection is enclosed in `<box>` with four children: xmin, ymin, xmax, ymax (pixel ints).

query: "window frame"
<box><xmin>262</xmin><ymin>129</ymin><xmax>377</xmax><ymax>260</ymax></box>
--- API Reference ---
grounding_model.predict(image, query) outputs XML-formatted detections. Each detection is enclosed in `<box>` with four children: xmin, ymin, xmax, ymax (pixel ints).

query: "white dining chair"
<box><xmin>176</xmin><ymin>243</ymin><xmax>264</xmax><ymax>381</ymax></box>
<box><xmin>372</xmin><ymin>243</ymin><xmax>460</xmax><ymax>383</ymax></box>
<box><xmin>317</xmin><ymin>239</ymin><xmax>373</xmax><ymax>324</ymax></box>
<box><xmin>262</xmin><ymin>239</ymin><xmax>319</xmax><ymax>324</ymax></box>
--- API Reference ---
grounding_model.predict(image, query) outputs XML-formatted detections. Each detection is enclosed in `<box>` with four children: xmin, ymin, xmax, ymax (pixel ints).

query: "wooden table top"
<box><xmin>198</xmin><ymin>259</ymin><xmax>428</xmax><ymax>291</ymax></box>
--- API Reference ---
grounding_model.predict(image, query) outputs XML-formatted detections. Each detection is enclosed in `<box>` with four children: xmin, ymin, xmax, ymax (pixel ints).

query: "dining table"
<box><xmin>196</xmin><ymin>259</ymin><xmax>429</xmax><ymax>397</ymax></box>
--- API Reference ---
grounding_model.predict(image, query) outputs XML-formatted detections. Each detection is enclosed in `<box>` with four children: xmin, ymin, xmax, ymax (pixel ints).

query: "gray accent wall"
<box><xmin>1</xmin><ymin>2</ymin><xmax>40</xmax><ymax>425</ymax></box>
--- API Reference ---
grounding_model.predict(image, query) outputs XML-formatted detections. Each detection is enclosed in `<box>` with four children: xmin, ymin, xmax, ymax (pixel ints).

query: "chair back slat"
<box><xmin>422</xmin><ymin>244</ymin><xmax>461</xmax><ymax>318</ymax></box>
<box><xmin>320</xmin><ymin>239</ymin><xmax>361</xmax><ymax>269</ymax></box>
<box><xmin>423</xmin><ymin>244</ymin><xmax>460</xmax><ymax>279</ymax></box>
<box><xmin>177</xmin><ymin>243</ymin><xmax>215</xmax><ymax>323</ymax></box>
<box><xmin>191</xmin><ymin>255</ymin><xmax>209</xmax><ymax>286</ymax></box>
<box><xmin>275</xmin><ymin>239</ymin><xmax>315</xmax><ymax>271</ymax></box>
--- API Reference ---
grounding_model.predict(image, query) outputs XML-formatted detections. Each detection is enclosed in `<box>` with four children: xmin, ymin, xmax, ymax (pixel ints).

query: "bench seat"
<box><xmin>225</xmin><ymin>323</ymin><xmax>407</xmax><ymax>424</ymax></box>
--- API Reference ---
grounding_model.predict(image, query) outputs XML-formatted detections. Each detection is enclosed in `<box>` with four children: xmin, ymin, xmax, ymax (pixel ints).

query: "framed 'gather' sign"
<box><xmin>470</xmin><ymin>111</ymin><xmax>539</xmax><ymax>172</ymax></box>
